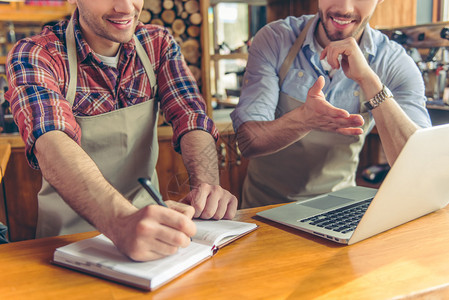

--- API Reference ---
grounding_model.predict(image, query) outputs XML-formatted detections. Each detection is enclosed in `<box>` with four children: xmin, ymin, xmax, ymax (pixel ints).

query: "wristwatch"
<box><xmin>364</xmin><ymin>85</ymin><xmax>393</xmax><ymax>110</ymax></box>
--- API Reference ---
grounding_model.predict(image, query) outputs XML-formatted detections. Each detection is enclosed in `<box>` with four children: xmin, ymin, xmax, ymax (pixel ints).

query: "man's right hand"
<box><xmin>110</xmin><ymin>201</ymin><xmax>197</xmax><ymax>262</ymax></box>
<box><xmin>299</xmin><ymin>76</ymin><xmax>364</xmax><ymax>135</ymax></box>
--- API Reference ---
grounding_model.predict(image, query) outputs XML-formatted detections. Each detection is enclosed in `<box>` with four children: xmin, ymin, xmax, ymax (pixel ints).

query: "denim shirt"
<box><xmin>231</xmin><ymin>15</ymin><xmax>431</xmax><ymax>132</ymax></box>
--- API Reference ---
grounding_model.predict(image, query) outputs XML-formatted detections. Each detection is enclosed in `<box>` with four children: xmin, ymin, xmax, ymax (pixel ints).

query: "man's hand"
<box><xmin>320</xmin><ymin>37</ymin><xmax>382</xmax><ymax>94</ymax></box>
<box><xmin>320</xmin><ymin>37</ymin><xmax>374</xmax><ymax>83</ymax></box>
<box><xmin>111</xmin><ymin>201</ymin><xmax>196</xmax><ymax>262</ymax></box>
<box><xmin>178</xmin><ymin>130</ymin><xmax>238</xmax><ymax>219</ymax></box>
<box><xmin>300</xmin><ymin>76</ymin><xmax>364</xmax><ymax>135</ymax></box>
<box><xmin>180</xmin><ymin>183</ymin><xmax>238</xmax><ymax>220</ymax></box>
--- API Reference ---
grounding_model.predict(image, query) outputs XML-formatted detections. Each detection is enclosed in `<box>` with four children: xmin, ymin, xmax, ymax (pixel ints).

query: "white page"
<box><xmin>193</xmin><ymin>219</ymin><xmax>257</xmax><ymax>246</ymax></box>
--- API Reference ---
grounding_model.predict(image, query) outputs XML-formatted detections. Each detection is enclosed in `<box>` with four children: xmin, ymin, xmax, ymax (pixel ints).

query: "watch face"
<box><xmin>384</xmin><ymin>86</ymin><xmax>393</xmax><ymax>98</ymax></box>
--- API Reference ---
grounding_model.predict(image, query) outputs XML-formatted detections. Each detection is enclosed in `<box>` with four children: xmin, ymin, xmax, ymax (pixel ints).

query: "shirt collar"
<box><xmin>70</xmin><ymin>9</ymin><xmax>137</xmax><ymax>64</ymax></box>
<box><xmin>358</xmin><ymin>24</ymin><xmax>377</xmax><ymax>59</ymax></box>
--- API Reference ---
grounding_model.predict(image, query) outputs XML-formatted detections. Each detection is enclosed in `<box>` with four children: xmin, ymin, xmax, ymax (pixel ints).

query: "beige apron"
<box><xmin>36</xmin><ymin>17</ymin><xmax>159</xmax><ymax>237</ymax></box>
<box><xmin>241</xmin><ymin>17</ymin><xmax>371</xmax><ymax>208</ymax></box>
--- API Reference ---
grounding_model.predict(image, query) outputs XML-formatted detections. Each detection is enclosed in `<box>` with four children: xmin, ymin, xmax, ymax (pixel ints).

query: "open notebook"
<box><xmin>53</xmin><ymin>219</ymin><xmax>257</xmax><ymax>290</ymax></box>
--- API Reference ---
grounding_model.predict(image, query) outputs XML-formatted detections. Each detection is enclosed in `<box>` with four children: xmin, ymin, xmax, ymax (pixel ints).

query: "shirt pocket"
<box><xmin>73</xmin><ymin>91</ymin><xmax>115</xmax><ymax>116</ymax></box>
<box><xmin>327</xmin><ymin>81</ymin><xmax>362</xmax><ymax>114</ymax></box>
<box><xmin>121</xmin><ymin>76</ymin><xmax>154</xmax><ymax>105</ymax></box>
<box><xmin>281</xmin><ymin>68</ymin><xmax>316</xmax><ymax>102</ymax></box>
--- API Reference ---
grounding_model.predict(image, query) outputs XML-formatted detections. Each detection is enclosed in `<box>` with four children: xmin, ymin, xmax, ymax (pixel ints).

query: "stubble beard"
<box><xmin>318</xmin><ymin>9</ymin><xmax>370</xmax><ymax>42</ymax></box>
<box><xmin>78</xmin><ymin>3</ymin><xmax>139</xmax><ymax>44</ymax></box>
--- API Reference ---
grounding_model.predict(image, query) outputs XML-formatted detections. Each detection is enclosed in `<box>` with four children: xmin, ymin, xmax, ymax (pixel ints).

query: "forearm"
<box><xmin>358</xmin><ymin>73</ymin><xmax>420</xmax><ymax>166</ymax></box>
<box><xmin>237</xmin><ymin>76</ymin><xmax>366</xmax><ymax>158</ymax></box>
<box><xmin>180</xmin><ymin>130</ymin><xmax>220</xmax><ymax>186</ymax></box>
<box><xmin>34</xmin><ymin>131</ymin><xmax>136</xmax><ymax>236</ymax></box>
<box><xmin>371</xmin><ymin>99</ymin><xmax>419</xmax><ymax>165</ymax></box>
<box><xmin>237</xmin><ymin>108</ymin><xmax>311</xmax><ymax>158</ymax></box>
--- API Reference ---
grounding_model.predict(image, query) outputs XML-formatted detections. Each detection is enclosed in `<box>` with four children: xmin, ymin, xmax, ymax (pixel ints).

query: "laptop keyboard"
<box><xmin>299</xmin><ymin>199</ymin><xmax>373</xmax><ymax>234</ymax></box>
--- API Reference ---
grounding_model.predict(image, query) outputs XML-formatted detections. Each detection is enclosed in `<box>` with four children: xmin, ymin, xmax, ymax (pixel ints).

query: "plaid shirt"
<box><xmin>6</xmin><ymin>11</ymin><xmax>217</xmax><ymax>169</ymax></box>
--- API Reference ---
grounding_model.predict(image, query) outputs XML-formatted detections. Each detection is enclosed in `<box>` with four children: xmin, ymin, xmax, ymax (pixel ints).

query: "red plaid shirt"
<box><xmin>6</xmin><ymin>11</ymin><xmax>217</xmax><ymax>169</ymax></box>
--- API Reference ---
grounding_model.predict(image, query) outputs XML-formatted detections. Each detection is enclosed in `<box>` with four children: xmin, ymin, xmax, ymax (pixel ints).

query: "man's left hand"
<box><xmin>180</xmin><ymin>183</ymin><xmax>238</xmax><ymax>220</ymax></box>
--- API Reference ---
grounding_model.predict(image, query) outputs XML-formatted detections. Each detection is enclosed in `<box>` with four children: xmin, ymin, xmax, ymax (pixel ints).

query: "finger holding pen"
<box><xmin>113</xmin><ymin>204</ymin><xmax>197</xmax><ymax>261</ymax></box>
<box><xmin>138</xmin><ymin>177</ymin><xmax>195</xmax><ymax>219</ymax></box>
<box><xmin>136</xmin><ymin>177</ymin><xmax>196</xmax><ymax>246</ymax></box>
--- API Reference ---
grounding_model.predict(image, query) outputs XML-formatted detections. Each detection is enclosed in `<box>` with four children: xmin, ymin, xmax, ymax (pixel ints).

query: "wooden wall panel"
<box><xmin>1</xmin><ymin>148</ymin><xmax>41</xmax><ymax>242</ymax></box>
<box><xmin>266</xmin><ymin>0</ymin><xmax>318</xmax><ymax>22</ymax></box>
<box><xmin>369</xmin><ymin>0</ymin><xmax>417</xmax><ymax>29</ymax></box>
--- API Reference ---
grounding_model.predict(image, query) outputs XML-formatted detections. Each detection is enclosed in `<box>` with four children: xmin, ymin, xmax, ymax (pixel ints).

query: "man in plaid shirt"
<box><xmin>6</xmin><ymin>0</ymin><xmax>237</xmax><ymax>261</ymax></box>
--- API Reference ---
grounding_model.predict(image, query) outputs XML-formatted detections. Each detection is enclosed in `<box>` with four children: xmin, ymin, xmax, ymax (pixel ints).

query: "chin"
<box><xmin>113</xmin><ymin>32</ymin><xmax>135</xmax><ymax>44</ymax></box>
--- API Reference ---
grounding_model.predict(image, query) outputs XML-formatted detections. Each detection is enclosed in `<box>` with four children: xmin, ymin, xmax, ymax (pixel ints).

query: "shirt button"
<box><xmin>298</xmin><ymin>71</ymin><xmax>304</xmax><ymax>77</ymax></box>
<box><xmin>354</xmin><ymin>91</ymin><xmax>360</xmax><ymax>97</ymax></box>
<box><xmin>245</xmin><ymin>79</ymin><xmax>249</xmax><ymax>84</ymax></box>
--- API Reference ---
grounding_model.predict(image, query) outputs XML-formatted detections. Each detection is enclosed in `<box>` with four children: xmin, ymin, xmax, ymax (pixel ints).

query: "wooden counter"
<box><xmin>0</xmin><ymin>133</ymin><xmax>23</xmax><ymax>149</ymax></box>
<box><xmin>0</xmin><ymin>143</ymin><xmax>11</xmax><ymax>225</ymax></box>
<box><xmin>0</xmin><ymin>143</ymin><xmax>11</xmax><ymax>181</ymax></box>
<box><xmin>2</xmin><ymin>204</ymin><xmax>449</xmax><ymax>299</ymax></box>
<box><xmin>0</xmin><ymin>126</ymin><xmax>187</xmax><ymax>146</ymax></box>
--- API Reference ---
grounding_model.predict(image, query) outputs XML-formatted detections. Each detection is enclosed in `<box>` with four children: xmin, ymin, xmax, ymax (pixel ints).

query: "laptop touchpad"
<box><xmin>301</xmin><ymin>195</ymin><xmax>354</xmax><ymax>210</ymax></box>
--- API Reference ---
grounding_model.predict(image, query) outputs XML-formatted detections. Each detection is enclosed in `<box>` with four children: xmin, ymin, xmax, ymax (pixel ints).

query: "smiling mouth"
<box><xmin>331</xmin><ymin>17</ymin><xmax>354</xmax><ymax>25</ymax></box>
<box><xmin>108</xmin><ymin>19</ymin><xmax>132</xmax><ymax>25</ymax></box>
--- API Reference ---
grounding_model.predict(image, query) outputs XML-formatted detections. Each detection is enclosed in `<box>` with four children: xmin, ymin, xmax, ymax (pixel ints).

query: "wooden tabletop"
<box><xmin>2</xmin><ymin>204</ymin><xmax>449</xmax><ymax>299</ymax></box>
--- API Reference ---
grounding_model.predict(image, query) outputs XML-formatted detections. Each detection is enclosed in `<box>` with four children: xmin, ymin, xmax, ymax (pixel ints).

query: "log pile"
<box><xmin>141</xmin><ymin>0</ymin><xmax>203</xmax><ymax>87</ymax></box>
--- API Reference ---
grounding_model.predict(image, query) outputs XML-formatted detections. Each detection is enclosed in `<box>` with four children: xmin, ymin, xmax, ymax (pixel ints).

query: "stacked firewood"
<box><xmin>141</xmin><ymin>0</ymin><xmax>202</xmax><ymax>86</ymax></box>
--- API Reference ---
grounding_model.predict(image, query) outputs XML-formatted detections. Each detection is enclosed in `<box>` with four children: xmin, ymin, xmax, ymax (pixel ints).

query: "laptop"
<box><xmin>257</xmin><ymin>123</ymin><xmax>449</xmax><ymax>245</ymax></box>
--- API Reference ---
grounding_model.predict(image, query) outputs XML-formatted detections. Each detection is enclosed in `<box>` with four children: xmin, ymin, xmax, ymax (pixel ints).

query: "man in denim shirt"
<box><xmin>231</xmin><ymin>0</ymin><xmax>431</xmax><ymax>208</ymax></box>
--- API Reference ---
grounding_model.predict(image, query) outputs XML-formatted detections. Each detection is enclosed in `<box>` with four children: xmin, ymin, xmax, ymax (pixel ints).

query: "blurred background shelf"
<box><xmin>0</xmin><ymin>2</ymin><xmax>74</xmax><ymax>23</ymax></box>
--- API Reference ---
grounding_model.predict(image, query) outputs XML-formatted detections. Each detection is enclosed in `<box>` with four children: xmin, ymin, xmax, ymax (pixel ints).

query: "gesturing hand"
<box><xmin>301</xmin><ymin>76</ymin><xmax>364</xmax><ymax>135</ymax></box>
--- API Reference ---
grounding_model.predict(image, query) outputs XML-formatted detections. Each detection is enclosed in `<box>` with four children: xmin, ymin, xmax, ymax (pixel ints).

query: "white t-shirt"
<box><xmin>95</xmin><ymin>50</ymin><xmax>120</xmax><ymax>68</ymax></box>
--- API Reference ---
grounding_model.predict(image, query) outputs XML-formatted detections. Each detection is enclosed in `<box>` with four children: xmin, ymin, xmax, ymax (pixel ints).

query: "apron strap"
<box><xmin>66</xmin><ymin>17</ymin><xmax>77</xmax><ymax>106</ymax></box>
<box><xmin>133</xmin><ymin>35</ymin><xmax>158</xmax><ymax>96</ymax></box>
<box><xmin>278</xmin><ymin>15</ymin><xmax>317</xmax><ymax>88</ymax></box>
<box><xmin>65</xmin><ymin>16</ymin><xmax>158</xmax><ymax>106</ymax></box>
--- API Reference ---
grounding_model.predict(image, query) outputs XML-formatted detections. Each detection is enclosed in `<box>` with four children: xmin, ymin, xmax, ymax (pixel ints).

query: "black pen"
<box><xmin>139</xmin><ymin>178</ymin><xmax>193</xmax><ymax>242</ymax></box>
<box><xmin>138</xmin><ymin>177</ymin><xmax>168</xmax><ymax>207</ymax></box>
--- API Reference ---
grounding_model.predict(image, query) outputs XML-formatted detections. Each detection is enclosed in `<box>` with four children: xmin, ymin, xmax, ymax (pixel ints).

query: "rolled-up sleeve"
<box><xmin>6</xmin><ymin>40</ymin><xmax>80</xmax><ymax>169</ymax></box>
<box><xmin>377</xmin><ymin>42</ymin><xmax>431</xmax><ymax>129</ymax></box>
<box><xmin>155</xmin><ymin>31</ymin><xmax>218</xmax><ymax>152</ymax></box>
<box><xmin>230</xmin><ymin>23</ymin><xmax>292</xmax><ymax>132</ymax></box>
